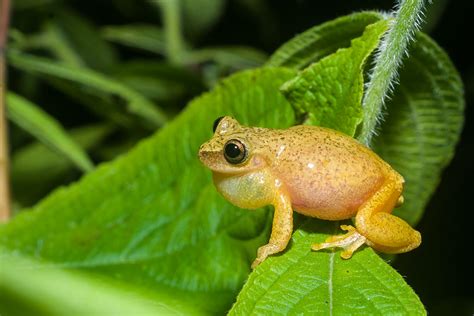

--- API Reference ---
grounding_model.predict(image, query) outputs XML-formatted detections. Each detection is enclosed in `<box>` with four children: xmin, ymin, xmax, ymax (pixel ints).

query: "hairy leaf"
<box><xmin>0</xmin><ymin>68</ymin><xmax>297</xmax><ymax>314</ymax></box>
<box><xmin>266</xmin><ymin>11</ymin><xmax>382</xmax><ymax>69</ymax></box>
<box><xmin>281</xmin><ymin>20</ymin><xmax>388</xmax><ymax>135</ymax></box>
<box><xmin>229</xmin><ymin>221</ymin><xmax>425</xmax><ymax>315</ymax></box>
<box><xmin>0</xmin><ymin>254</ymin><xmax>202</xmax><ymax>316</ymax></box>
<box><xmin>373</xmin><ymin>33</ymin><xmax>464</xmax><ymax>225</ymax></box>
<box><xmin>358</xmin><ymin>0</ymin><xmax>428</xmax><ymax>145</ymax></box>
<box><xmin>6</xmin><ymin>93</ymin><xmax>93</xmax><ymax>172</ymax></box>
<box><xmin>8</xmin><ymin>51</ymin><xmax>167</xmax><ymax>127</ymax></box>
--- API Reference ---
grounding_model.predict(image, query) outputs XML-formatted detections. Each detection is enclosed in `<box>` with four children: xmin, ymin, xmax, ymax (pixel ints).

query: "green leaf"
<box><xmin>182</xmin><ymin>46</ymin><xmax>268</xmax><ymax>69</ymax></box>
<box><xmin>11</xmin><ymin>124</ymin><xmax>113</xmax><ymax>207</ymax></box>
<box><xmin>180</xmin><ymin>0</ymin><xmax>226</xmax><ymax>40</ymax></box>
<box><xmin>101</xmin><ymin>24</ymin><xmax>167</xmax><ymax>55</ymax></box>
<box><xmin>51</xmin><ymin>9</ymin><xmax>119</xmax><ymax>71</ymax></box>
<box><xmin>7</xmin><ymin>51</ymin><xmax>168</xmax><ymax>127</ymax></box>
<box><xmin>373</xmin><ymin>33</ymin><xmax>464</xmax><ymax>225</ymax></box>
<box><xmin>281</xmin><ymin>20</ymin><xmax>388</xmax><ymax>136</ymax></box>
<box><xmin>0</xmin><ymin>254</ymin><xmax>202</xmax><ymax>316</ymax></box>
<box><xmin>10</xmin><ymin>11</ymin><xmax>118</xmax><ymax>71</ymax></box>
<box><xmin>0</xmin><ymin>68</ymin><xmax>297</xmax><ymax>314</ymax></box>
<box><xmin>266</xmin><ymin>11</ymin><xmax>382</xmax><ymax>69</ymax></box>
<box><xmin>6</xmin><ymin>93</ymin><xmax>94</xmax><ymax>172</ymax></box>
<box><xmin>109</xmin><ymin>60</ymin><xmax>204</xmax><ymax>102</ymax></box>
<box><xmin>229</xmin><ymin>221</ymin><xmax>426</xmax><ymax>315</ymax></box>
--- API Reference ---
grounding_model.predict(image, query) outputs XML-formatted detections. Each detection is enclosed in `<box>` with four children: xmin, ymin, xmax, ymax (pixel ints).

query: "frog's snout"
<box><xmin>198</xmin><ymin>142</ymin><xmax>213</xmax><ymax>166</ymax></box>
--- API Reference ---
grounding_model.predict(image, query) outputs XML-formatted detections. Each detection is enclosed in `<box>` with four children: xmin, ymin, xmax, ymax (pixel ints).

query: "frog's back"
<box><xmin>267</xmin><ymin>125</ymin><xmax>397</xmax><ymax>220</ymax></box>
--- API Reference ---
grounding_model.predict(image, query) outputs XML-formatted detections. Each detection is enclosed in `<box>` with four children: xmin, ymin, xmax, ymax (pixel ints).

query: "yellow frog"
<box><xmin>198</xmin><ymin>116</ymin><xmax>421</xmax><ymax>268</ymax></box>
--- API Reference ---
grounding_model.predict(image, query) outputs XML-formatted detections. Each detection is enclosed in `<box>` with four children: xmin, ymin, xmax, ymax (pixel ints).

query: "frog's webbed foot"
<box><xmin>311</xmin><ymin>225</ymin><xmax>366</xmax><ymax>259</ymax></box>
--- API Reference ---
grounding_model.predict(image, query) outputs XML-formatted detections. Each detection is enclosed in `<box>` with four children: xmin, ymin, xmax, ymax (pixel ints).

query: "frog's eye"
<box><xmin>213</xmin><ymin>116</ymin><xmax>225</xmax><ymax>133</ymax></box>
<box><xmin>224</xmin><ymin>139</ymin><xmax>247</xmax><ymax>164</ymax></box>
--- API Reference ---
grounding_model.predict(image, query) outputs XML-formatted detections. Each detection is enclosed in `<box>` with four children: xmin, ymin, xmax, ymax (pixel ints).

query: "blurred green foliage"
<box><xmin>0</xmin><ymin>1</ymin><xmax>466</xmax><ymax>315</ymax></box>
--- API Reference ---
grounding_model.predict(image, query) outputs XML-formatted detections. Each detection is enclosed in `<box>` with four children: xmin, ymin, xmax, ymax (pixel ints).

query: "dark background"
<box><xmin>11</xmin><ymin>0</ymin><xmax>474</xmax><ymax>314</ymax></box>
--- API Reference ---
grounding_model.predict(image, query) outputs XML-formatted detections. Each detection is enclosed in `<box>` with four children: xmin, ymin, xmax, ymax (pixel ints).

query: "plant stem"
<box><xmin>0</xmin><ymin>0</ymin><xmax>10</xmax><ymax>222</ymax></box>
<box><xmin>158</xmin><ymin>0</ymin><xmax>184</xmax><ymax>64</ymax></box>
<box><xmin>358</xmin><ymin>0</ymin><xmax>428</xmax><ymax>146</ymax></box>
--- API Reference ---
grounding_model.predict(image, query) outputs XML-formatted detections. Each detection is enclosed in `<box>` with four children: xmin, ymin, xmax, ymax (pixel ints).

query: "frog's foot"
<box><xmin>311</xmin><ymin>225</ymin><xmax>366</xmax><ymax>259</ymax></box>
<box><xmin>251</xmin><ymin>244</ymin><xmax>280</xmax><ymax>269</ymax></box>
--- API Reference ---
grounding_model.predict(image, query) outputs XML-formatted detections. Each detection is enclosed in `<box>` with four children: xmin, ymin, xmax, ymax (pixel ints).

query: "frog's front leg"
<box><xmin>252</xmin><ymin>191</ymin><xmax>293</xmax><ymax>269</ymax></box>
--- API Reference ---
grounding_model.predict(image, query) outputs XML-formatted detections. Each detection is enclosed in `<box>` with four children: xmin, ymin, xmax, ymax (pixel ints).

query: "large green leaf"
<box><xmin>0</xmin><ymin>68</ymin><xmax>297</xmax><ymax>314</ymax></box>
<box><xmin>281</xmin><ymin>20</ymin><xmax>388</xmax><ymax>136</ymax></box>
<box><xmin>11</xmin><ymin>124</ymin><xmax>113</xmax><ymax>208</ymax></box>
<box><xmin>8</xmin><ymin>51</ymin><xmax>167</xmax><ymax>127</ymax></box>
<box><xmin>0</xmin><ymin>254</ymin><xmax>202</xmax><ymax>316</ymax></box>
<box><xmin>6</xmin><ymin>93</ymin><xmax>93</xmax><ymax>172</ymax></box>
<box><xmin>373</xmin><ymin>33</ymin><xmax>464</xmax><ymax>225</ymax></box>
<box><xmin>229</xmin><ymin>221</ymin><xmax>425</xmax><ymax>315</ymax></box>
<box><xmin>266</xmin><ymin>11</ymin><xmax>382</xmax><ymax>69</ymax></box>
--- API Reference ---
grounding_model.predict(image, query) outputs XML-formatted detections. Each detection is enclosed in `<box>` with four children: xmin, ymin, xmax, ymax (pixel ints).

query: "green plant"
<box><xmin>0</xmin><ymin>0</ymin><xmax>464</xmax><ymax>315</ymax></box>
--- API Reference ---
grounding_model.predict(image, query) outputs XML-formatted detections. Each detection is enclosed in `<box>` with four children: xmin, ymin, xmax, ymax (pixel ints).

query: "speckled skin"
<box><xmin>199</xmin><ymin>117</ymin><xmax>421</xmax><ymax>268</ymax></box>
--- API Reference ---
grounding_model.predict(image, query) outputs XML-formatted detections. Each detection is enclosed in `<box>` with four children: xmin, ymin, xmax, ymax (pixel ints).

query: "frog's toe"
<box><xmin>311</xmin><ymin>226</ymin><xmax>366</xmax><ymax>259</ymax></box>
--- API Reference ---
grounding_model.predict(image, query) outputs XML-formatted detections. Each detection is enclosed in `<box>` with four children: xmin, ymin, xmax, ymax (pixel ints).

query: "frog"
<box><xmin>198</xmin><ymin>116</ymin><xmax>421</xmax><ymax>268</ymax></box>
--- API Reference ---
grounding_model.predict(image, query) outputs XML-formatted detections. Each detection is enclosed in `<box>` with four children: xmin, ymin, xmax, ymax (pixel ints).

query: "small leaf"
<box><xmin>0</xmin><ymin>68</ymin><xmax>297</xmax><ymax>314</ymax></box>
<box><xmin>8</xmin><ymin>51</ymin><xmax>167</xmax><ymax>127</ymax></box>
<box><xmin>229</xmin><ymin>221</ymin><xmax>426</xmax><ymax>315</ymax></box>
<box><xmin>101</xmin><ymin>24</ymin><xmax>167</xmax><ymax>55</ymax></box>
<box><xmin>373</xmin><ymin>33</ymin><xmax>464</xmax><ymax>225</ymax></box>
<box><xmin>266</xmin><ymin>11</ymin><xmax>383</xmax><ymax>69</ymax></box>
<box><xmin>0</xmin><ymin>254</ymin><xmax>203</xmax><ymax>316</ymax></box>
<box><xmin>6</xmin><ymin>93</ymin><xmax>94</xmax><ymax>172</ymax></box>
<box><xmin>281</xmin><ymin>20</ymin><xmax>388</xmax><ymax>136</ymax></box>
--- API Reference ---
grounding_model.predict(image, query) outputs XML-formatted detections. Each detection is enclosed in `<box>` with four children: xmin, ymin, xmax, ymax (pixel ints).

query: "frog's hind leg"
<box><xmin>312</xmin><ymin>173</ymin><xmax>421</xmax><ymax>258</ymax></box>
<box><xmin>354</xmin><ymin>173</ymin><xmax>421</xmax><ymax>254</ymax></box>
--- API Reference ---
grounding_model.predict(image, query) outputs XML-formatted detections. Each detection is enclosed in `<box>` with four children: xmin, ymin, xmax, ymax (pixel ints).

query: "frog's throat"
<box><xmin>212</xmin><ymin>169</ymin><xmax>276</xmax><ymax>209</ymax></box>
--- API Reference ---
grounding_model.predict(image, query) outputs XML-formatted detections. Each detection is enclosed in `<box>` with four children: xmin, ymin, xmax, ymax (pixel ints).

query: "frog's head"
<box><xmin>198</xmin><ymin>116</ymin><xmax>268</xmax><ymax>175</ymax></box>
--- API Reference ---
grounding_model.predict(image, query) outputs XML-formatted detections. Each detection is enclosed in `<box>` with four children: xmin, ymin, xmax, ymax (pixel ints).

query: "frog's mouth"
<box><xmin>198</xmin><ymin>150</ymin><xmax>267</xmax><ymax>176</ymax></box>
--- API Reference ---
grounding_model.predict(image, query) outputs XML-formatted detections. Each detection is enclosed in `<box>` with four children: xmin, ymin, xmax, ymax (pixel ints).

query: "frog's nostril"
<box><xmin>198</xmin><ymin>148</ymin><xmax>208</xmax><ymax>163</ymax></box>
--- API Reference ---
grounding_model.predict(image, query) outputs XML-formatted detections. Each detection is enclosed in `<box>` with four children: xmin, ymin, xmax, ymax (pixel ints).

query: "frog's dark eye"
<box><xmin>213</xmin><ymin>116</ymin><xmax>225</xmax><ymax>133</ymax></box>
<box><xmin>224</xmin><ymin>139</ymin><xmax>247</xmax><ymax>164</ymax></box>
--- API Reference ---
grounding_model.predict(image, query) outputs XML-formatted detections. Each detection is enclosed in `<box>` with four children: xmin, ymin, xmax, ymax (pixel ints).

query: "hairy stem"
<box><xmin>0</xmin><ymin>0</ymin><xmax>10</xmax><ymax>222</ymax></box>
<box><xmin>358</xmin><ymin>0</ymin><xmax>428</xmax><ymax>146</ymax></box>
<box><xmin>157</xmin><ymin>0</ymin><xmax>184</xmax><ymax>64</ymax></box>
